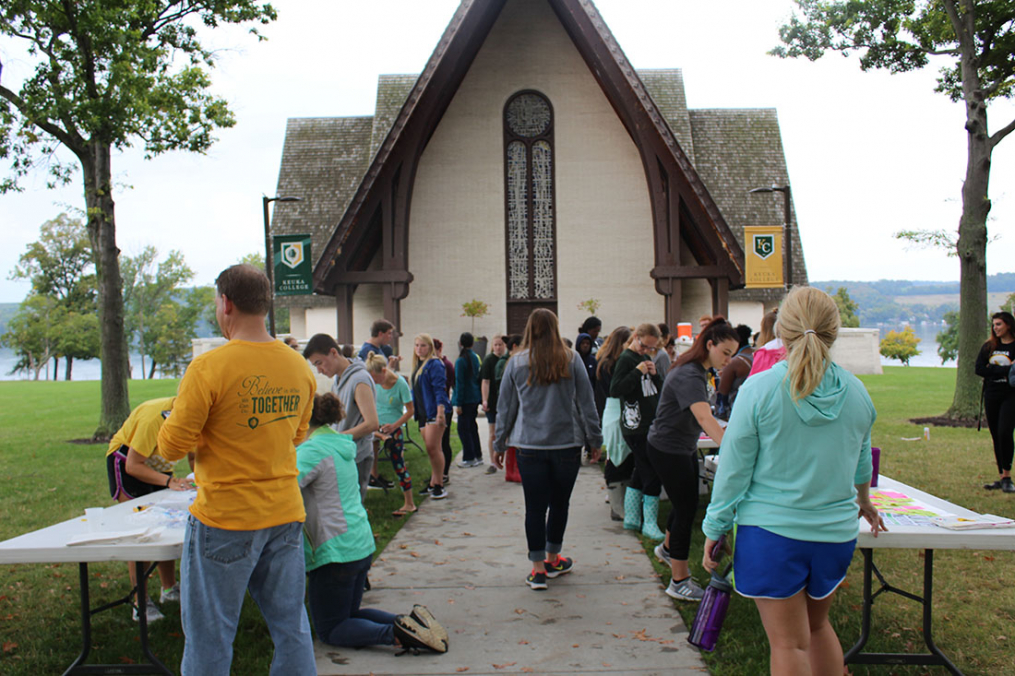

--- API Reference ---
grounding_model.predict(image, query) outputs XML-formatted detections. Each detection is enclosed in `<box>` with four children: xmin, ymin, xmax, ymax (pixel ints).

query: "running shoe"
<box><xmin>485</xmin><ymin>465</ymin><xmax>498</xmax><ymax>475</ymax></box>
<box><xmin>160</xmin><ymin>583</ymin><xmax>180</xmax><ymax>604</ymax></box>
<box><xmin>430</xmin><ymin>485</ymin><xmax>448</xmax><ymax>500</ymax></box>
<box><xmin>368</xmin><ymin>475</ymin><xmax>394</xmax><ymax>490</ymax></box>
<box><xmin>526</xmin><ymin>570</ymin><xmax>548</xmax><ymax>590</ymax></box>
<box><xmin>1003</xmin><ymin>477</ymin><xmax>1015</xmax><ymax>494</ymax></box>
<box><xmin>418</xmin><ymin>485</ymin><xmax>431</xmax><ymax>496</ymax></box>
<box><xmin>132</xmin><ymin>598</ymin><xmax>165</xmax><ymax>623</ymax></box>
<box><xmin>654</xmin><ymin>542</ymin><xmax>671</xmax><ymax>565</ymax></box>
<box><xmin>665</xmin><ymin>576</ymin><xmax>705</xmax><ymax>602</ymax></box>
<box><xmin>543</xmin><ymin>556</ymin><xmax>574</xmax><ymax>578</ymax></box>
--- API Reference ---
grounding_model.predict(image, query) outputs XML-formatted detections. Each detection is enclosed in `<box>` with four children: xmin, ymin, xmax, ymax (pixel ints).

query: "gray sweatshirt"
<box><xmin>494</xmin><ymin>349</ymin><xmax>603</xmax><ymax>453</ymax></box>
<box><xmin>332</xmin><ymin>360</ymin><xmax>376</xmax><ymax>463</ymax></box>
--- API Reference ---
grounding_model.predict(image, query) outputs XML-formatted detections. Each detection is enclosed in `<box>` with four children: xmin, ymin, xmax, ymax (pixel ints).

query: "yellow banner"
<box><xmin>745</xmin><ymin>226</ymin><xmax>784</xmax><ymax>289</ymax></box>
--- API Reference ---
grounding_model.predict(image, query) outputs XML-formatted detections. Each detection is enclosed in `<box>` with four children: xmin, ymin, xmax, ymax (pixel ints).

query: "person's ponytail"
<box><xmin>778</xmin><ymin>287</ymin><xmax>839</xmax><ymax>401</ymax></box>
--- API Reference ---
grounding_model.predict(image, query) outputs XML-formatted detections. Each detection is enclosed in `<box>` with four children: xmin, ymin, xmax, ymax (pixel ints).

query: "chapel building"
<box><xmin>270</xmin><ymin>0</ymin><xmax>808</xmax><ymax>351</ymax></box>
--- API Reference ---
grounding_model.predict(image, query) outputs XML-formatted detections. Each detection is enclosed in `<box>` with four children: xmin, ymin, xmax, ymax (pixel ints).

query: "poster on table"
<box><xmin>744</xmin><ymin>226</ymin><xmax>784</xmax><ymax>289</ymax></box>
<box><xmin>273</xmin><ymin>234</ymin><xmax>312</xmax><ymax>296</ymax></box>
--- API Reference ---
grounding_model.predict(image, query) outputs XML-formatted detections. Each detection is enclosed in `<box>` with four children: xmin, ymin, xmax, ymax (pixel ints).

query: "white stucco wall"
<box><xmin>402</xmin><ymin>0</ymin><xmax>662</xmax><ymax>347</ymax></box>
<box><xmin>830</xmin><ymin>328</ymin><xmax>883</xmax><ymax>375</ymax></box>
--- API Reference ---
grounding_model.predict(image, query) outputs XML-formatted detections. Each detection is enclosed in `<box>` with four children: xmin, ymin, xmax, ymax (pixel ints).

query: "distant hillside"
<box><xmin>812</xmin><ymin>273</ymin><xmax>1015</xmax><ymax>325</ymax></box>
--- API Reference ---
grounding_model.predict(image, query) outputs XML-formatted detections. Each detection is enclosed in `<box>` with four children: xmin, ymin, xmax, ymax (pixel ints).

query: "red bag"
<box><xmin>504</xmin><ymin>447</ymin><xmax>522</xmax><ymax>483</ymax></box>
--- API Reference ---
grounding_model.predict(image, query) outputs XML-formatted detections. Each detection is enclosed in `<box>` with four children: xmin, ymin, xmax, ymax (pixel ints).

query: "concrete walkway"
<box><xmin>315</xmin><ymin>437</ymin><xmax>709</xmax><ymax>675</ymax></box>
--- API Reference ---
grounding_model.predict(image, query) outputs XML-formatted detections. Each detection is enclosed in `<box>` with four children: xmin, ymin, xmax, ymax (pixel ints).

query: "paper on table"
<box><xmin>931</xmin><ymin>514</ymin><xmax>1015</xmax><ymax>530</ymax></box>
<box><xmin>66</xmin><ymin>527</ymin><xmax>165</xmax><ymax>546</ymax></box>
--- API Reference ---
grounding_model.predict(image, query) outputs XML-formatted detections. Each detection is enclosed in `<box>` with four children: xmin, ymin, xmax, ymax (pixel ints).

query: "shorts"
<box><xmin>732</xmin><ymin>525</ymin><xmax>856</xmax><ymax>600</ymax></box>
<box><xmin>486</xmin><ymin>410</ymin><xmax>497</xmax><ymax>425</ymax></box>
<box><xmin>106</xmin><ymin>447</ymin><xmax>170</xmax><ymax>501</ymax></box>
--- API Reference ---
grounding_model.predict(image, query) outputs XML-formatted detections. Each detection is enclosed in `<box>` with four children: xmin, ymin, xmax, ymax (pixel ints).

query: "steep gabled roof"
<box><xmin>311</xmin><ymin>0</ymin><xmax>745</xmax><ymax>292</ymax></box>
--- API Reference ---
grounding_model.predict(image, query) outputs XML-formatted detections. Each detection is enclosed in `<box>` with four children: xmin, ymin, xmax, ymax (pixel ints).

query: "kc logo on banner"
<box><xmin>274</xmin><ymin>234</ymin><xmax>312</xmax><ymax>296</ymax></box>
<box><xmin>744</xmin><ymin>226</ymin><xmax>784</xmax><ymax>288</ymax></box>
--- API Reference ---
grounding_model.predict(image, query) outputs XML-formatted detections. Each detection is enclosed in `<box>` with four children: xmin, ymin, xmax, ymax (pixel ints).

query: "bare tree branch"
<box><xmin>989</xmin><ymin>116</ymin><xmax>1015</xmax><ymax>150</ymax></box>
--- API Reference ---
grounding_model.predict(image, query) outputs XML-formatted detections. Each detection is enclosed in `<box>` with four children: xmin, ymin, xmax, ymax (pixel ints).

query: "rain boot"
<box><xmin>606</xmin><ymin>482</ymin><xmax>626</xmax><ymax>521</ymax></box>
<box><xmin>623</xmin><ymin>487</ymin><xmax>643</xmax><ymax>531</ymax></box>
<box><xmin>641</xmin><ymin>495</ymin><xmax>666</xmax><ymax>541</ymax></box>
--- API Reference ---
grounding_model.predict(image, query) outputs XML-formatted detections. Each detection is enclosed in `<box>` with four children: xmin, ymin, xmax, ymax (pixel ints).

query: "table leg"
<box><xmin>62</xmin><ymin>563</ymin><xmax>93</xmax><ymax>675</ymax></box>
<box><xmin>844</xmin><ymin>548</ymin><xmax>962</xmax><ymax>675</ymax></box>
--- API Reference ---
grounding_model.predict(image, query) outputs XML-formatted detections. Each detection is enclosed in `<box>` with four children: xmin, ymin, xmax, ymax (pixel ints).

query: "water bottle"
<box><xmin>688</xmin><ymin>571</ymin><xmax>733</xmax><ymax>651</ymax></box>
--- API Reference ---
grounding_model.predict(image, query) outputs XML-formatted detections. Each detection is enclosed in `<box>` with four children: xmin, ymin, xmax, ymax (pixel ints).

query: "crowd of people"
<box><xmin>105</xmin><ymin>264</ymin><xmax>897</xmax><ymax>675</ymax></box>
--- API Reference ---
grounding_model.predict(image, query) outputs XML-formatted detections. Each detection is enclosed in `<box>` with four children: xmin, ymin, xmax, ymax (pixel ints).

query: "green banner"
<box><xmin>273</xmin><ymin>234</ymin><xmax>312</xmax><ymax>296</ymax></box>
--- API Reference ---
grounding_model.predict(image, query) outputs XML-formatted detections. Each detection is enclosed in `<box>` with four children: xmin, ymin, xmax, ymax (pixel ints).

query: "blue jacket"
<box><xmin>413</xmin><ymin>358</ymin><xmax>451</xmax><ymax>420</ymax></box>
<box><xmin>451</xmin><ymin>350</ymin><xmax>482</xmax><ymax>406</ymax></box>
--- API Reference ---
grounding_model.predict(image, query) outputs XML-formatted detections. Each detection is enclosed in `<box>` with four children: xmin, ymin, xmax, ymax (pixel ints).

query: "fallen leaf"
<box><xmin>615</xmin><ymin>575</ymin><xmax>626</xmax><ymax>581</ymax></box>
<box><xmin>410</xmin><ymin>552</ymin><xmax>421</xmax><ymax>558</ymax></box>
<box><xmin>99</xmin><ymin>582</ymin><xmax>108</xmax><ymax>589</ymax></box>
<box><xmin>999</xmin><ymin>636</ymin><xmax>1008</xmax><ymax>641</ymax></box>
<box><xmin>399</xmin><ymin>544</ymin><xmax>408</xmax><ymax>549</ymax></box>
<box><xmin>602</xmin><ymin>663</ymin><xmax>612</xmax><ymax>668</ymax></box>
<box><xmin>456</xmin><ymin>668</ymin><xmax>470</xmax><ymax>673</ymax></box>
<box><xmin>984</xmin><ymin>555</ymin><xmax>995</xmax><ymax>562</ymax></box>
<box><xmin>576</xmin><ymin>593</ymin><xmax>586</xmax><ymax>598</ymax></box>
<box><xmin>514</xmin><ymin>608</ymin><xmax>525</xmax><ymax>615</ymax></box>
<box><xmin>492</xmin><ymin>662</ymin><xmax>516</xmax><ymax>669</ymax></box>
<box><xmin>462</xmin><ymin>532</ymin><xmax>474</xmax><ymax>536</ymax></box>
<box><xmin>2</xmin><ymin>642</ymin><xmax>17</xmax><ymax>653</ymax></box>
<box><xmin>169</xmin><ymin>632</ymin><xmax>182</xmax><ymax>638</ymax></box>
<box><xmin>572</xmin><ymin>643</ymin><xmax>579</xmax><ymax>648</ymax></box>
<box><xmin>119</xmin><ymin>656</ymin><xmax>136</xmax><ymax>664</ymax></box>
<box><xmin>521</xmin><ymin>669</ymin><xmax>534</xmax><ymax>673</ymax></box>
<box><xmin>518</xmin><ymin>639</ymin><xmax>529</xmax><ymax>644</ymax></box>
<box><xmin>448</xmin><ymin>599</ymin><xmax>455</xmax><ymax>605</ymax></box>
<box><xmin>435</xmin><ymin>540</ymin><xmax>443</xmax><ymax>546</ymax></box>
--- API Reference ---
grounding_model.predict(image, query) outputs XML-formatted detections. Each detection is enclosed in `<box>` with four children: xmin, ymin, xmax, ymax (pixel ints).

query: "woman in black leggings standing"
<box><xmin>976</xmin><ymin>311</ymin><xmax>1015</xmax><ymax>493</ymax></box>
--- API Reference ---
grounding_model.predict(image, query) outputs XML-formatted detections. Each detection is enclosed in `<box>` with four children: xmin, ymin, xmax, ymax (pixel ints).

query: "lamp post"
<box><xmin>263</xmin><ymin>195</ymin><xmax>301</xmax><ymax>337</ymax></box>
<box><xmin>748</xmin><ymin>184</ymin><xmax>792</xmax><ymax>288</ymax></box>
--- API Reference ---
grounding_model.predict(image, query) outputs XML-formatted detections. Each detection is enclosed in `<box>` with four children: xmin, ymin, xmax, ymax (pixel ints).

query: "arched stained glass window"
<box><xmin>504</xmin><ymin>91</ymin><xmax>556</xmax><ymax>330</ymax></box>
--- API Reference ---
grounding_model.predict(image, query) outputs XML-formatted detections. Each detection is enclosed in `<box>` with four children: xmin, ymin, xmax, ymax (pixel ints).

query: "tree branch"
<box><xmin>0</xmin><ymin>84</ymin><xmax>84</xmax><ymax>156</ymax></box>
<box><xmin>989</xmin><ymin>116</ymin><xmax>1015</xmax><ymax>150</ymax></box>
<box><xmin>59</xmin><ymin>0</ymin><xmax>100</xmax><ymax>101</ymax></box>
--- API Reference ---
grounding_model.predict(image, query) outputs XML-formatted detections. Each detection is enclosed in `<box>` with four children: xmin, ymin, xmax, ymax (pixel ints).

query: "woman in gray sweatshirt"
<box><xmin>493</xmin><ymin>309</ymin><xmax>602</xmax><ymax>591</ymax></box>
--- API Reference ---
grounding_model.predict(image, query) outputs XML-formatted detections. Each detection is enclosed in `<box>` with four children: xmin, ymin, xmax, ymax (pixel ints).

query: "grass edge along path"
<box><xmin>0</xmin><ymin>378</ymin><xmax>456</xmax><ymax>674</ymax></box>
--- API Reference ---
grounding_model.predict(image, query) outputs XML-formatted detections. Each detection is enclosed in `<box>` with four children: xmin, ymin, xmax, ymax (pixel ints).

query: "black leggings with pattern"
<box><xmin>382</xmin><ymin>428</ymin><xmax>412</xmax><ymax>491</ymax></box>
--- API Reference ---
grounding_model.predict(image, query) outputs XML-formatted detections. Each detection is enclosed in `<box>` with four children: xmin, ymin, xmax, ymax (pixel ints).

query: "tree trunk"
<box><xmin>83</xmin><ymin>141</ymin><xmax>130</xmax><ymax>439</ymax></box>
<box><xmin>947</xmin><ymin>0</ymin><xmax>990</xmax><ymax>421</ymax></box>
<box><xmin>52</xmin><ymin>355</ymin><xmax>59</xmax><ymax>380</ymax></box>
<box><xmin>148</xmin><ymin>359</ymin><xmax>157</xmax><ymax>380</ymax></box>
<box><xmin>66</xmin><ymin>355</ymin><xmax>74</xmax><ymax>381</ymax></box>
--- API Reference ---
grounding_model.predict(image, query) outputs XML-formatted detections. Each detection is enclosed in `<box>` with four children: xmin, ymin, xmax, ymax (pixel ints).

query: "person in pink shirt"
<box><xmin>748</xmin><ymin>310</ymin><xmax>785</xmax><ymax>377</ymax></box>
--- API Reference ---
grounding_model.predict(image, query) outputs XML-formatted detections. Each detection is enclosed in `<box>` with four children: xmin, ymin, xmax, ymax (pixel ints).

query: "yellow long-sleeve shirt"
<box><xmin>158</xmin><ymin>339</ymin><xmax>317</xmax><ymax>530</ymax></box>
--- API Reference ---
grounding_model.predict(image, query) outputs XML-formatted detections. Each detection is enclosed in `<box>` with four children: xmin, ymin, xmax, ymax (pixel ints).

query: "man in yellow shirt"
<box><xmin>158</xmin><ymin>264</ymin><xmax>317</xmax><ymax>675</ymax></box>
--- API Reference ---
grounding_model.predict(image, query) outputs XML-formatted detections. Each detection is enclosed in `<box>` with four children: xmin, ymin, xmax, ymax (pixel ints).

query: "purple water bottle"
<box><xmin>688</xmin><ymin>536</ymin><xmax>733</xmax><ymax>652</ymax></box>
<box><xmin>688</xmin><ymin>571</ymin><xmax>733</xmax><ymax>651</ymax></box>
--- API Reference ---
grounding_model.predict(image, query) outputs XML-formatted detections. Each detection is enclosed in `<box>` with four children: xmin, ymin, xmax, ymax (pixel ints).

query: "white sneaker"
<box><xmin>665</xmin><ymin>576</ymin><xmax>705</xmax><ymax>602</ymax></box>
<box><xmin>160</xmin><ymin>583</ymin><xmax>180</xmax><ymax>603</ymax></box>
<box><xmin>456</xmin><ymin>459</ymin><xmax>474</xmax><ymax>468</ymax></box>
<box><xmin>654</xmin><ymin>542</ymin><xmax>671</xmax><ymax>565</ymax></box>
<box><xmin>132</xmin><ymin>598</ymin><xmax>165</xmax><ymax>623</ymax></box>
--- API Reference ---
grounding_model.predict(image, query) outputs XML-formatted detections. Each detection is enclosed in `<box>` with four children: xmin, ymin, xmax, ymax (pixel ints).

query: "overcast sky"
<box><xmin>2</xmin><ymin>0</ymin><xmax>1014</xmax><ymax>303</ymax></box>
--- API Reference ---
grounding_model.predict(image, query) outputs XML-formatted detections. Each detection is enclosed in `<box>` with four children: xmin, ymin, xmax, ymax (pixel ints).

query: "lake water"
<box><xmin>0</xmin><ymin>348</ymin><xmax>158</xmax><ymax>381</ymax></box>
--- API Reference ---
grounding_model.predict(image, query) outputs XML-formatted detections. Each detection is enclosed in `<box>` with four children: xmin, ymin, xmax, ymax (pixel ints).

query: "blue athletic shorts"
<box><xmin>732</xmin><ymin>525</ymin><xmax>856</xmax><ymax>600</ymax></box>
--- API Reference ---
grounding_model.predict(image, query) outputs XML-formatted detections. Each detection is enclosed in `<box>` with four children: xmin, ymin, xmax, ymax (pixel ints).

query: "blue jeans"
<box><xmin>457</xmin><ymin>403</ymin><xmax>481</xmax><ymax>462</ymax></box>
<box><xmin>180</xmin><ymin>516</ymin><xmax>315</xmax><ymax>676</ymax></box>
<box><xmin>307</xmin><ymin>555</ymin><xmax>396</xmax><ymax>647</ymax></box>
<box><xmin>515</xmin><ymin>447</ymin><xmax>582</xmax><ymax>562</ymax></box>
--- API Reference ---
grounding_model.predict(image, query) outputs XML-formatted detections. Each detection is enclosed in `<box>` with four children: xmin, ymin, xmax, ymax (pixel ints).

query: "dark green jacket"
<box><xmin>610</xmin><ymin>349</ymin><xmax>663</xmax><ymax>436</ymax></box>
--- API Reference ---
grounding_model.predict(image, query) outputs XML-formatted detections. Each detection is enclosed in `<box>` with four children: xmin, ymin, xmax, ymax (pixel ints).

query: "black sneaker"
<box><xmin>442</xmin><ymin>474</ymin><xmax>450</xmax><ymax>485</ymax></box>
<box><xmin>985</xmin><ymin>479</ymin><xmax>1003</xmax><ymax>490</ymax></box>
<box><xmin>1003</xmin><ymin>477</ymin><xmax>1015</xmax><ymax>494</ymax></box>
<box><xmin>368</xmin><ymin>475</ymin><xmax>392</xmax><ymax>490</ymax></box>
<box><xmin>418</xmin><ymin>485</ymin><xmax>431</xmax><ymax>496</ymax></box>
<box><xmin>543</xmin><ymin>556</ymin><xmax>574</xmax><ymax>578</ymax></box>
<box><xmin>526</xmin><ymin>570</ymin><xmax>548</xmax><ymax>590</ymax></box>
<box><xmin>430</xmin><ymin>485</ymin><xmax>447</xmax><ymax>500</ymax></box>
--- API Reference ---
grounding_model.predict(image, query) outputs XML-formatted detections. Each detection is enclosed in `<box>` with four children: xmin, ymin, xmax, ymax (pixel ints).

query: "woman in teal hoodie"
<box><xmin>702</xmin><ymin>287</ymin><xmax>886</xmax><ymax>674</ymax></box>
<box><xmin>298</xmin><ymin>393</ymin><xmax>446</xmax><ymax>650</ymax></box>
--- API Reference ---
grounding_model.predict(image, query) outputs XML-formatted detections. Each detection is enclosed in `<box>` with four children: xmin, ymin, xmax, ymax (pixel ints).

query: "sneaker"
<box><xmin>654</xmin><ymin>542</ymin><xmax>671</xmax><ymax>565</ymax></box>
<box><xmin>470</xmin><ymin>459</ymin><xmax>484</xmax><ymax>468</ymax></box>
<box><xmin>485</xmin><ymin>465</ymin><xmax>498</xmax><ymax>475</ymax></box>
<box><xmin>418</xmin><ymin>485</ymin><xmax>431</xmax><ymax>496</ymax></box>
<box><xmin>543</xmin><ymin>556</ymin><xmax>574</xmax><ymax>578</ymax></box>
<box><xmin>132</xmin><ymin>598</ymin><xmax>165</xmax><ymax>623</ymax></box>
<box><xmin>985</xmin><ymin>480</ymin><xmax>1003</xmax><ymax>490</ymax></box>
<box><xmin>1003</xmin><ymin>477</ymin><xmax>1015</xmax><ymax>494</ymax></box>
<box><xmin>456</xmin><ymin>458</ymin><xmax>474</xmax><ymax>468</ymax></box>
<box><xmin>442</xmin><ymin>474</ymin><xmax>450</xmax><ymax>485</ymax></box>
<box><xmin>526</xmin><ymin>570</ymin><xmax>548</xmax><ymax>590</ymax></box>
<box><xmin>368</xmin><ymin>475</ymin><xmax>394</xmax><ymax>490</ymax></box>
<box><xmin>160</xmin><ymin>583</ymin><xmax>180</xmax><ymax>604</ymax></box>
<box><xmin>665</xmin><ymin>576</ymin><xmax>705</xmax><ymax>602</ymax></box>
<box><xmin>430</xmin><ymin>485</ymin><xmax>448</xmax><ymax>500</ymax></box>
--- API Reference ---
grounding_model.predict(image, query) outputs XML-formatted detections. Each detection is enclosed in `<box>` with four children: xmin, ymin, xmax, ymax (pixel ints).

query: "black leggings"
<box><xmin>984</xmin><ymin>390</ymin><xmax>1015</xmax><ymax>474</ymax></box>
<box><xmin>645</xmin><ymin>440</ymin><xmax>699</xmax><ymax>561</ymax></box>
<box><xmin>441</xmin><ymin>409</ymin><xmax>453</xmax><ymax>475</ymax></box>
<box><xmin>623</xmin><ymin>434</ymin><xmax>662</xmax><ymax>497</ymax></box>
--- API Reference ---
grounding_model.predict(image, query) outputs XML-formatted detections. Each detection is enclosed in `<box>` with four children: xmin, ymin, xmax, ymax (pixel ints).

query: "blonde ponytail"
<box><xmin>364</xmin><ymin>352</ymin><xmax>387</xmax><ymax>374</ymax></box>
<box><xmin>778</xmin><ymin>287</ymin><xmax>840</xmax><ymax>401</ymax></box>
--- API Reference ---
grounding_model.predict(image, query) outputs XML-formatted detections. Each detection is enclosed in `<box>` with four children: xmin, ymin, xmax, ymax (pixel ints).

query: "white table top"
<box><xmin>859</xmin><ymin>476</ymin><xmax>1015</xmax><ymax>551</ymax></box>
<box><xmin>0</xmin><ymin>490</ymin><xmax>189</xmax><ymax>564</ymax></box>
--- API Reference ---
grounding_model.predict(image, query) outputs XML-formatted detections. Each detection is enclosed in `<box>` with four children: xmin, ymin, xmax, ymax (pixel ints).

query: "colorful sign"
<box><xmin>273</xmin><ymin>234</ymin><xmax>312</xmax><ymax>296</ymax></box>
<box><xmin>744</xmin><ymin>226</ymin><xmax>784</xmax><ymax>289</ymax></box>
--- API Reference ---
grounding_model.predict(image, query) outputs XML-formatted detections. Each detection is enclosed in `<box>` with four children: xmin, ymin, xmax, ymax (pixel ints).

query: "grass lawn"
<box><xmin>638</xmin><ymin>366</ymin><xmax>1015</xmax><ymax>676</ymax></box>
<box><xmin>0</xmin><ymin>379</ymin><xmax>453</xmax><ymax>674</ymax></box>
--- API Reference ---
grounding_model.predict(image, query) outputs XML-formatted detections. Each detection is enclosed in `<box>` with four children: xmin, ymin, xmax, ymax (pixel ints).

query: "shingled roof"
<box><xmin>271</xmin><ymin>116</ymin><xmax>373</xmax><ymax>309</ymax></box>
<box><xmin>688</xmin><ymin>108</ymin><xmax>808</xmax><ymax>305</ymax></box>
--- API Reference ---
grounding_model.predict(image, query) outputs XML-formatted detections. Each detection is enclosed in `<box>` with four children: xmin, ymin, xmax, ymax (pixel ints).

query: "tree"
<box><xmin>1002</xmin><ymin>292</ymin><xmax>1015</xmax><ymax>314</ymax></box>
<box><xmin>10</xmin><ymin>213</ymin><xmax>97</xmax><ymax>378</ymax></box>
<box><xmin>937</xmin><ymin>310</ymin><xmax>960</xmax><ymax>364</ymax></box>
<box><xmin>0</xmin><ymin>1</ymin><xmax>277</xmax><ymax>437</ymax></box>
<box><xmin>121</xmin><ymin>247</ymin><xmax>194</xmax><ymax>378</ymax></box>
<box><xmin>55</xmin><ymin>311</ymin><xmax>100</xmax><ymax>380</ymax></box>
<box><xmin>461</xmin><ymin>299</ymin><xmax>490</xmax><ymax>334</ymax></box>
<box><xmin>880</xmin><ymin>326</ymin><xmax>922</xmax><ymax>366</ymax></box>
<box><xmin>828</xmin><ymin>286</ymin><xmax>860</xmax><ymax>328</ymax></box>
<box><xmin>1</xmin><ymin>294</ymin><xmax>64</xmax><ymax>379</ymax></box>
<box><xmin>774</xmin><ymin>0</ymin><xmax>1015</xmax><ymax>418</ymax></box>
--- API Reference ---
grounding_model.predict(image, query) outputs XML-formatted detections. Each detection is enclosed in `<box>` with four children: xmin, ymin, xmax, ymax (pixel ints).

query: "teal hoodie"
<box><xmin>296</xmin><ymin>427</ymin><xmax>375</xmax><ymax>572</ymax></box>
<box><xmin>702</xmin><ymin>360</ymin><xmax>876</xmax><ymax>543</ymax></box>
